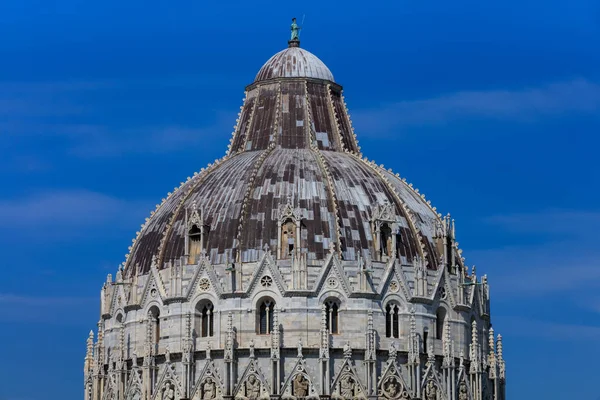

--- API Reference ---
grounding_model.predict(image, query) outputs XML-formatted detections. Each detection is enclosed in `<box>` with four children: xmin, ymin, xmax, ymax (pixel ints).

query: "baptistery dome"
<box><xmin>85</xmin><ymin>31</ymin><xmax>506</xmax><ymax>400</ymax></box>
<box><xmin>255</xmin><ymin>45</ymin><xmax>335</xmax><ymax>82</ymax></box>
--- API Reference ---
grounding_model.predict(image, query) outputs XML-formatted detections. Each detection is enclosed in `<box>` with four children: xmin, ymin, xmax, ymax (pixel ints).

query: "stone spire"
<box><xmin>96</xmin><ymin>320</ymin><xmax>105</xmax><ymax>372</ymax></box>
<box><xmin>408</xmin><ymin>308</ymin><xmax>419</xmax><ymax>364</ymax></box>
<box><xmin>271</xmin><ymin>307</ymin><xmax>280</xmax><ymax>360</ymax></box>
<box><xmin>488</xmin><ymin>327</ymin><xmax>497</xmax><ymax>379</ymax></box>
<box><xmin>84</xmin><ymin>330</ymin><xmax>94</xmax><ymax>374</ymax></box>
<box><xmin>319</xmin><ymin>304</ymin><xmax>329</xmax><ymax>359</ymax></box>
<box><xmin>470</xmin><ymin>320</ymin><xmax>480</xmax><ymax>374</ymax></box>
<box><xmin>182</xmin><ymin>312</ymin><xmax>193</xmax><ymax>363</ymax></box>
<box><xmin>224</xmin><ymin>312</ymin><xmax>234</xmax><ymax>362</ymax></box>
<box><xmin>427</xmin><ymin>342</ymin><xmax>435</xmax><ymax>366</ymax></box>
<box><xmin>442</xmin><ymin>319</ymin><xmax>452</xmax><ymax>368</ymax></box>
<box><xmin>497</xmin><ymin>334</ymin><xmax>506</xmax><ymax>380</ymax></box>
<box><xmin>365</xmin><ymin>310</ymin><xmax>376</xmax><ymax>361</ymax></box>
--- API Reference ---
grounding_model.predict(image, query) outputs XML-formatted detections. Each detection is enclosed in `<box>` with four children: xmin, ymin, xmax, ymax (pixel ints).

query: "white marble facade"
<box><xmin>84</xmin><ymin>247</ymin><xmax>506</xmax><ymax>400</ymax></box>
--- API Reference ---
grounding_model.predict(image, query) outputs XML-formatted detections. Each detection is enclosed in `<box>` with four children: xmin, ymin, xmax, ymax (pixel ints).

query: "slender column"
<box><xmin>319</xmin><ymin>304</ymin><xmax>330</xmax><ymax>396</ymax></box>
<box><xmin>224</xmin><ymin>312</ymin><xmax>235</xmax><ymax>396</ymax></box>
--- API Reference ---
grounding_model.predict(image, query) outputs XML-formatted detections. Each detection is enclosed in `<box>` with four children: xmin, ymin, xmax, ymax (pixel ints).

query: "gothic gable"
<box><xmin>152</xmin><ymin>363</ymin><xmax>184</xmax><ymax>400</ymax></box>
<box><xmin>421</xmin><ymin>362</ymin><xmax>447</xmax><ymax>400</ymax></box>
<box><xmin>191</xmin><ymin>359</ymin><xmax>224</xmax><ymax>400</ymax></box>
<box><xmin>185</xmin><ymin>253</ymin><xmax>223</xmax><ymax>300</ymax></box>
<box><xmin>330</xmin><ymin>357</ymin><xmax>367</xmax><ymax>400</ymax></box>
<box><xmin>280</xmin><ymin>356</ymin><xmax>320</xmax><ymax>399</ymax></box>
<box><xmin>139</xmin><ymin>257</ymin><xmax>168</xmax><ymax>308</ymax></box>
<box><xmin>377</xmin><ymin>359</ymin><xmax>412</xmax><ymax>399</ymax></box>
<box><xmin>233</xmin><ymin>357</ymin><xmax>270</xmax><ymax>399</ymax></box>
<box><xmin>245</xmin><ymin>249</ymin><xmax>287</xmax><ymax>295</ymax></box>
<box><xmin>314</xmin><ymin>252</ymin><xmax>353</xmax><ymax>297</ymax></box>
<box><xmin>377</xmin><ymin>259</ymin><xmax>412</xmax><ymax>301</ymax></box>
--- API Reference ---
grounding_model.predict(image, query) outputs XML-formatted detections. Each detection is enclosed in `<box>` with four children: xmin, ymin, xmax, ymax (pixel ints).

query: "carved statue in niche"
<box><xmin>425</xmin><ymin>379</ymin><xmax>437</xmax><ymax>400</ymax></box>
<box><xmin>281</xmin><ymin>219</ymin><xmax>296</xmax><ymax>259</ymax></box>
<box><xmin>293</xmin><ymin>374</ymin><xmax>309</xmax><ymax>397</ymax></box>
<box><xmin>340</xmin><ymin>375</ymin><xmax>355</xmax><ymax>398</ymax></box>
<box><xmin>201</xmin><ymin>378</ymin><xmax>216</xmax><ymax>399</ymax></box>
<box><xmin>343</xmin><ymin>341</ymin><xmax>352</xmax><ymax>358</ymax></box>
<box><xmin>458</xmin><ymin>381</ymin><xmax>468</xmax><ymax>400</ymax></box>
<box><xmin>159</xmin><ymin>383</ymin><xmax>175</xmax><ymax>400</ymax></box>
<box><xmin>244</xmin><ymin>375</ymin><xmax>261</xmax><ymax>399</ymax></box>
<box><xmin>384</xmin><ymin>377</ymin><xmax>400</xmax><ymax>398</ymax></box>
<box><xmin>130</xmin><ymin>390</ymin><xmax>141</xmax><ymax>400</ymax></box>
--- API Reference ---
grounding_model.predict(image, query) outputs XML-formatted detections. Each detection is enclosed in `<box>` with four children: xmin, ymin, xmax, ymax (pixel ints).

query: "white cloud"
<box><xmin>352</xmin><ymin>79</ymin><xmax>600</xmax><ymax>135</ymax></box>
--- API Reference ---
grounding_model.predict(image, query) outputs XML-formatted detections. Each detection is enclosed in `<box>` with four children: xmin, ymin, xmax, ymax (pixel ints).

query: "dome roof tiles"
<box><xmin>123</xmin><ymin>42</ymin><xmax>449</xmax><ymax>277</ymax></box>
<box><xmin>255</xmin><ymin>47</ymin><xmax>335</xmax><ymax>83</ymax></box>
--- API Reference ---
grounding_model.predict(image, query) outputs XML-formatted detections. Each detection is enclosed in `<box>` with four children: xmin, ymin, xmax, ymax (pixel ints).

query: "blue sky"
<box><xmin>0</xmin><ymin>1</ymin><xmax>598</xmax><ymax>399</ymax></box>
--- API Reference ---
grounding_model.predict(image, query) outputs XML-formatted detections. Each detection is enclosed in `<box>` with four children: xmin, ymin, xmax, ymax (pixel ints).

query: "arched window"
<box><xmin>148</xmin><ymin>306</ymin><xmax>160</xmax><ymax>346</ymax></box>
<box><xmin>386</xmin><ymin>303</ymin><xmax>400</xmax><ymax>338</ymax></box>
<box><xmin>380</xmin><ymin>223</ymin><xmax>393</xmax><ymax>258</ymax></box>
<box><xmin>188</xmin><ymin>224</ymin><xmax>202</xmax><ymax>264</ymax></box>
<box><xmin>116</xmin><ymin>313</ymin><xmax>123</xmax><ymax>324</ymax></box>
<box><xmin>188</xmin><ymin>224</ymin><xmax>209</xmax><ymax>265</ymax></box>
<box><xmin>195</xmin><ymin>301</ymin><xmax>214</xmax><ymax>338</ymax></box>
<box><xmin>325</xmin><ymin>300</ymin><xmax>340</xmax><ymax>334</ymax></box>
<box><xmin>257</xmin><ymin>298</ymin><xmax>275</xmax><ymax>334</ymax></box>
<box><xmin>436</xmin><ymin>308</ymin><xmax>446</xmax><ymax>339</ymax></box>
<box><xmin>280</xmin><ymin>219</ymin><xmax>296</xmax><ymax>259</ymax></box>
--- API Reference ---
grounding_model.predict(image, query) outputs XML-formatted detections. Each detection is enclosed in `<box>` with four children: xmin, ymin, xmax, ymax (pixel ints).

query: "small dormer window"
<box><xmin>380</xmin><ymin>223</ymin><xmax>393</xmax><ymax>258</ymax></box>
<box><xmin>281</xmin><ymin>219</ymin><xmax>296</xmax><ymax>259</ymax></box>
<box><xmin>371</xmin><ymin>202</ymin><xmax>398</xmax><ymax>262</ymax></box>
<box><xmin>277</xmin><ymin>201</ymin><xmax>302</xmax><ymax>260</ymax></box>
<box><xmin>189</xmin><ymin>225</ymin><xmax>202</xmax><ymax>264</ymax></box>
<box><xmin>186</xmin><ymin>203</ymin><xmax>209</xmax><ymax>265</ymax></box>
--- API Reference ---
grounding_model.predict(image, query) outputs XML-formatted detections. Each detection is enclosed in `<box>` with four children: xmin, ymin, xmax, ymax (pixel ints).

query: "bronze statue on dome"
<box><xmin>290</xmin><ymin>17</ymin><xmax>301</xmax><ymax>41</ymax></box>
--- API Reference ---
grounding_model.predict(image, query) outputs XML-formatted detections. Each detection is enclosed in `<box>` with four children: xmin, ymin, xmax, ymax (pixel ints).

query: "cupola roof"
<box><xmin>254</xmin><ymin>42</ymin><xmax>334</xmax><ymax>83</ymax></box>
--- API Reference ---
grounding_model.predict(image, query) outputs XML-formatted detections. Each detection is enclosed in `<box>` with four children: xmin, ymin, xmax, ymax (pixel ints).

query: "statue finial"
<box><xmin>289</xmin><ymin>17</ymin><xmax>301</xmax><ymax>47</ymax></box>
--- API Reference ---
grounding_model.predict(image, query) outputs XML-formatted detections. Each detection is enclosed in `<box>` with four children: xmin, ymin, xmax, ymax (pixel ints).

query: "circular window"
<box><xmin>389</xmin><ymin>281</ymin><xmax>399</xmax><ymax>293</ymax></box>
<box><xmin>260</xmin><ymin>276</ymin><xmax>273</xmax><ymax>287</ymax></box>
<box><xmin>199</xmin><ymin>278</ymin><xmax>210</xmax><ymax>291</ymax></box>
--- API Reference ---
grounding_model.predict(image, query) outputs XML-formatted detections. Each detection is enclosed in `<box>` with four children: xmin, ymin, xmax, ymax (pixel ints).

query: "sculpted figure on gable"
<box><xmin>201</xmin><ymin>378</ymin><xmax>217</xmax><ymax>399</ymax></box>
<box><xmin>292</xmin><ymin>374</ymin><xmax>309</xmax><ymax>397</ymax></box>
<box><xmin>425</xmin><ymin>379</ymin><xmax>437</xmax><ymax>400</ymax></box>
<box><xmin>244</xmin><ymin>375</ymin><xmax>261</xmax><ymax>399</ymax></box>
<box><xmin>459</xmin><ymin>381</ymin><xmax>469</xmax><ymax>400</ymax></box>
<box><xmin>381</xmin><ymin>376</ymin><xmax>409</xmax><ymax>399</ymax></box>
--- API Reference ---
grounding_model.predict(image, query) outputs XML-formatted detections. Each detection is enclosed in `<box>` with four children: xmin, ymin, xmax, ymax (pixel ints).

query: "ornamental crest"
<box><xmin>371</xmin><ymin>201</ymin><xmax>397</xmax><ymax>222</ymax></box>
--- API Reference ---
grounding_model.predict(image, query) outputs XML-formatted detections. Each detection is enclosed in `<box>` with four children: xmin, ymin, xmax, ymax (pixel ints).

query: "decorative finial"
<box><xmin>289</xmin><ymin>17</ymin><xmax>301</xmax><ymax>47</ymax></box>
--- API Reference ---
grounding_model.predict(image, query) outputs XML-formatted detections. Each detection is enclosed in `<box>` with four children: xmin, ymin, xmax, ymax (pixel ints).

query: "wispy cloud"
<box><xmin>471</xmin><ymin>209</ymin><xmax>600</xmax><ymax>297</ymax></box>
<box><xmin>493</xmin><ymin>316</ymin><xmax>600</xmax><ymax>341</ymax></box>
<box><xmin>0</xmin><ymin>78</ymin><xmax>234</xmax><ymax>158</ymax></box>
<box><xmin>0</xmin><ymin>293</ymin><xmax>97</xmax><ymax>324</ymax></box>
<box><xmin>0</xmin><ymin>190</ymin><xmax>150</xmax><ymax>238</ymax></box>
<box><xmin>0</xmin><ymin>293</ymin><xmax>96</xmax><ymax>306</ymax></box>
<box><xmin>352</xmin><ymin>79</ymin><xmax>600</xmax><ymax>135</ymax></box>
